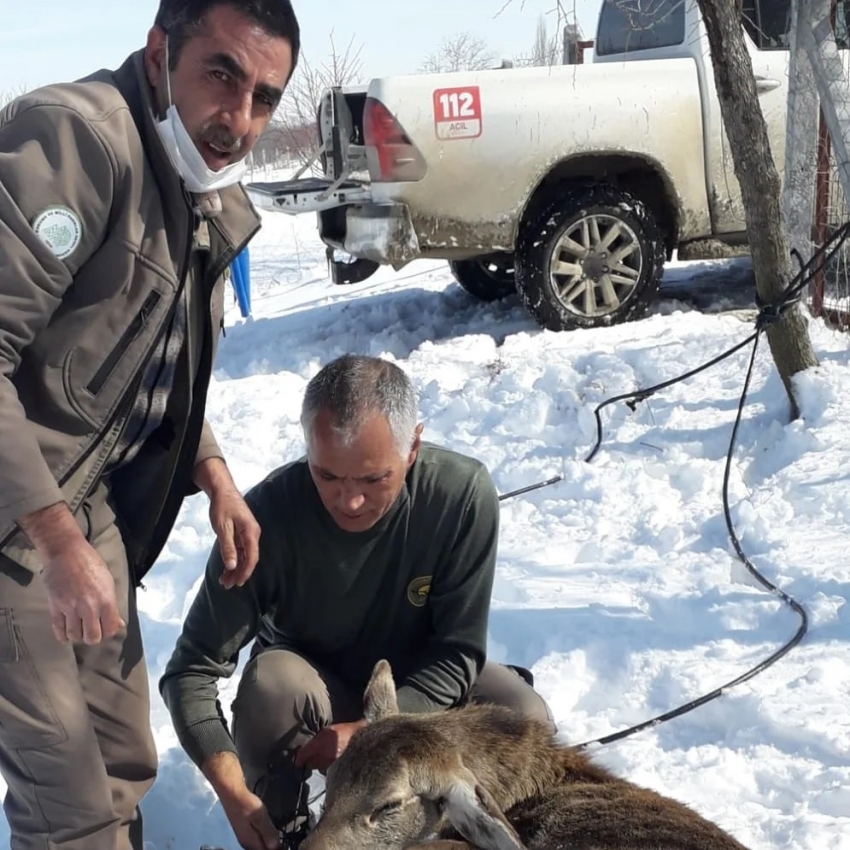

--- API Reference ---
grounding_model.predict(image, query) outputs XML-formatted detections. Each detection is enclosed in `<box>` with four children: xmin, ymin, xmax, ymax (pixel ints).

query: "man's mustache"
<box><xmin>201</xmin><ymin>125</ymin><xmax>244</xmax><ymax>154</ymax></box>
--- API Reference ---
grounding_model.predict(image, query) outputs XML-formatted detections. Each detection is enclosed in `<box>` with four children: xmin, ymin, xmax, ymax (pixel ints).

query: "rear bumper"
<box><xmin>319</xmin><ymin>203</ymin><xmax>420</xmax><ymax>267</ymax></box>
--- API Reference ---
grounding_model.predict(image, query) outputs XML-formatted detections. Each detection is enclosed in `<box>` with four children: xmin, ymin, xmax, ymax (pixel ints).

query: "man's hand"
<box><xmin>204</xmin><ymin>751</ymin><xmax>280</xmax><ymax>850</ymax></box>
<box><xmin>19</xmin><ymin>502</ymin><xmax>124</xmax><ymax>644</ymax></box>
<box><xmin>194</xmin><ymin>458</ymin><xmax>261</xmax><ymax>588</ymax></box>
<box><xmin>220</xmin><ymin>787</ymin><xmax>281</xmax><ymax>850</ymax></box>
<box><xmin>294</xmin><ymin>720</ymin><xmax>367</xmax><ymax>773</ymax></box>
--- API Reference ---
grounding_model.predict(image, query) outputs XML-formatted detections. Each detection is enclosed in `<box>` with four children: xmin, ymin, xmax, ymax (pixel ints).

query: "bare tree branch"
<box><xmin>514</xmin><ymin>15</ymin><xmax>562</xmax><ymax>67</ymax></box>
<box><xmin>1</xmin><ymin>85</ymin><xmax>29</xmax><ymax>109</ymax></box>
<box><xmin>420</xmin><ymin>33</ymin><xmax>497</xmax><ymax>74</ymax></box>
<box><xmin>263</xmin><ymin>32</ymin><xmax>364</xmax><ymax>168</ymax></box>
<box><xmin>496</xmin><ymin>0</ymin><xmax>579</xmax><ymax>27</ymax></box>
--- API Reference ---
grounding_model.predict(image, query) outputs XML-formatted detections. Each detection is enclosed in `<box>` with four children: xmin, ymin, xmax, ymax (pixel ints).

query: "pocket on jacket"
<box><xmin>0</xmin><ymin>608</ymin><xmax>69</xmax><ymax>749</ymax></box>
<box><xmin>86</xmin><ymin>290</ymin><xmax>161</xmax><ymax>395</ymax></box>
<box><xmin>62</xmin><ymin>269</ymin><xmax>171</xmax><ymax>427</ymax></box>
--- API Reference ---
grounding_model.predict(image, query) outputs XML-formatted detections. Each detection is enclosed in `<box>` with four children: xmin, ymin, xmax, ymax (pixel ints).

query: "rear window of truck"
<box><xmin>596</xmin><ymin>0</ymin><xmax>686</xmax><ymax>56</ymax></box>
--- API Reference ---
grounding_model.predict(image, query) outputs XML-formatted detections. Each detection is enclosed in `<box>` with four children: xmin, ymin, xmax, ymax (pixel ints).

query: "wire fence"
<box><xmin>808</xmin><ymin>0</ymin><xmax>850</xmax><ymax>328</ymax></box>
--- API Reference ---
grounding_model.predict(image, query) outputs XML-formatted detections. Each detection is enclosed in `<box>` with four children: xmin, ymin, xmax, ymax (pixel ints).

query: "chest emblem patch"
<box><xmin>407</xmin><ymin>575</ymin><xmax>432</xmax><ymax>607</ymax></box>
<box><xmin>32</xmin><ymin>206</ymin><xmax>82</xmax><ymax>260</ymax></box>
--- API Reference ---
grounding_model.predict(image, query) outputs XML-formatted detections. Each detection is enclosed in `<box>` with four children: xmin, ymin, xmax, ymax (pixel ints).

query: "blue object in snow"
<box><xmin>230</xmin><ymin>247</ymin><xmax>251</xmax><ymax>318</ymax></box>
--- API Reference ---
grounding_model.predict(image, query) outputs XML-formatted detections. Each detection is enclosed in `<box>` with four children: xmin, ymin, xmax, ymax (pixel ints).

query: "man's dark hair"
<box><xmin>154</xmin><ymin>0</ymin><xmax>300</xmax><ymax>79</ymax></box>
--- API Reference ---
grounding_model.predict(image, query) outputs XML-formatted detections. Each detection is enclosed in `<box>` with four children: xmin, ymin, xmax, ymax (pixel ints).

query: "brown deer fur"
<box><xmin>301</xmin><ymin>661</ymin><xmax>751</xmax><ymax>850</ymax></box>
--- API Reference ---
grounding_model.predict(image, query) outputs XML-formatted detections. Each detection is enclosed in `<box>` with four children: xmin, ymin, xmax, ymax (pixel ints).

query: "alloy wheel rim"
<box><xmin>548</xmin><ymin>214</ymin><xmax>643</xmax><ymax>317</ymax></box>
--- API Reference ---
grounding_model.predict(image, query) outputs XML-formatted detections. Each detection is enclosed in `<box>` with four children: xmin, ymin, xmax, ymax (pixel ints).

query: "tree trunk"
<box><xmin>696</xmin><ymin>0</ymin><xmax>818</xmax><ymax>418</ymax></box>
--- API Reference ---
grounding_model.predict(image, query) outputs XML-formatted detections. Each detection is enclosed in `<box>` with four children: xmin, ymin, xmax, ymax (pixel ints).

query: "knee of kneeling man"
<box><xmin>512</xmin><ymin>689</ymin><xmax>556</xmax><ymax>731</ymax></box>
<box><xmin>483</xmin><ymin>671</ymin><xmax>557</xmax><ymax>733</ymax></box>
<box><xmin>233</xmin><ymin>651</ymin><xmax>327</xmax><ymax>726</ymax></box>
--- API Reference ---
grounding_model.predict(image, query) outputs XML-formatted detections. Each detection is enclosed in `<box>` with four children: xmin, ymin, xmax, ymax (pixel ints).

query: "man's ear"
<box><xmin>144</xmin><ymin>26</ymin><xmax>168</xmax><ymax>87</ymax></box>
<box><xmin>407</xmin><ymin>423</ymin><xmax>424</xmax><ymax>467</ymax></box>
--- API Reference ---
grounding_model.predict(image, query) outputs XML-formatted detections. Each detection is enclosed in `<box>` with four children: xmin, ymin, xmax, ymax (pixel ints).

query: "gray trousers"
<box><xmin>0</xmin><ymin>485</ymin><xmax>157</xmax><ymax>850</ymax></box>
<box><xmin>231</xmin><ymin>649</ymin><xmax>555</xmax><ymax>829</ymax></box>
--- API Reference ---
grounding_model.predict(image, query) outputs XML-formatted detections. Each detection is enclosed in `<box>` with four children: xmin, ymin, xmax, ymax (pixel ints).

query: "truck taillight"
<box><xmin>363</xmin><ymin>97</ymin><xmax>426</xmax><ymax>183</ymax></box>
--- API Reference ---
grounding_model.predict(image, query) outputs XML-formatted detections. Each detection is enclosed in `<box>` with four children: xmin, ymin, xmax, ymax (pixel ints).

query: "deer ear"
<box><xmin>439</xmin><ymin>770</ymin><xmax>527</xmax><ymax>850</ymax></box>
<box><xmin>364</xmin><ymin>659</ymin><xmax>399</xmax><ymax>723</ymax></box>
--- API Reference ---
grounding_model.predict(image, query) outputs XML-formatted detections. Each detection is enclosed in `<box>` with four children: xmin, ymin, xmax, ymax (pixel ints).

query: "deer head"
<box><xmin>301</xmin><ymin>660</ymin><xmax>527</xmax><ymax>850</ymax></box>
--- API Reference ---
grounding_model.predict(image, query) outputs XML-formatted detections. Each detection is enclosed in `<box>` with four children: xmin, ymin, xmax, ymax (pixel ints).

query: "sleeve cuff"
<box><xmin>180</xmin><ymin>717</ymin><xmax>239</xmax><ymax>769</ymax></box>
<box><xmin>194</xmin><ymin>419</ymin><xmax>223</xmax><ymax>467</ymax></box>
<box><xmin>0</xmin><ymin>485</ymin><xmax>65</xmax><ymax>539</ymax></box>
<box><xmin>188</xmin><ymin>420</ymin><xmax>225</xmax><ymax>496</ymax></box>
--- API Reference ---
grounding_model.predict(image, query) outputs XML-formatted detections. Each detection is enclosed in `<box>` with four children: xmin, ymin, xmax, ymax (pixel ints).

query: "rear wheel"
<box><xmin>515</xmin><ymin>184</ymin><xmax>665</xmax><ymax>331</ymax></box>
<box><xmin>450</xmin><ymin>254</ymin><xmax>517</xmax><ymax>302</ymax></box>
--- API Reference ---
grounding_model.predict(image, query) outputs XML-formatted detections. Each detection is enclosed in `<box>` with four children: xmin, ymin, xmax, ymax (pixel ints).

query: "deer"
<box><xmin>300</xmin><ymin>660</ymin><xmax>752</xmax><ymax>850</ymax></box>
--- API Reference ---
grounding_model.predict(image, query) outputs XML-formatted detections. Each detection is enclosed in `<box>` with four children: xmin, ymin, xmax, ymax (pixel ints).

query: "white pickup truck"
<box><xmin>247</xmin><ymin>0</ymin><xmax>805</xmax><ymax>332</ymax></box>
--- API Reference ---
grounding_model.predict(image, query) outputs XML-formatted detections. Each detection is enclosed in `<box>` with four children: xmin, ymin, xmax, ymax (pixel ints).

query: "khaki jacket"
<box><xmin>0</xmin><ymin>51</ymin><xmax>261</xmax><ymax>581</ymax></box>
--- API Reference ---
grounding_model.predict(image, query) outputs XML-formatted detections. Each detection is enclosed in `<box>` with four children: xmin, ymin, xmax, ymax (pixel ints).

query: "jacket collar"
<box><xmin>112</xmin><ymin>50</ymin><xmax>261</xmax><ymax>251</ymax></box>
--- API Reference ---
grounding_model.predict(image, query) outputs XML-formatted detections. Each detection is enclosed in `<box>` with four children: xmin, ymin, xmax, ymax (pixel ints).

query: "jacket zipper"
<box><xmin>131</xmin><ymin>217</ymin><xmax>260</xmax><ymax>584</ymax></box>
<box><xmin>209</xmin><ymin>218</ymin><xmax>260</xmax><ymax>340</ymax></box>
<box><xmin>89</xmin><ymin>228</ymin><xmax>195</xmax><ymax>487</ymax></box>
<box><xmin>206</xmin><ymin>219</ymin><xmax>261</xmax><ymax>290</ymax></box>
<box><xmin>86</xmin><ymin>291</ymin><xmax>161</xmax><ymax>395</ymax></box>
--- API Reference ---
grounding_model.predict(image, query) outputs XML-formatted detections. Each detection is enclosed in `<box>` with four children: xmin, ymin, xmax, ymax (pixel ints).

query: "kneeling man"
<box><xmin>161</xmin><ymin>354</ymin><xmax>554</xmax><ymax>850</ymax></box>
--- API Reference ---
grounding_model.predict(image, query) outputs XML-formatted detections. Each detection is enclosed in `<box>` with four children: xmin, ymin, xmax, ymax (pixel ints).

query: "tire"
<box><xmin>514</xmin><ymin>183</ymin><xmax>665</xmax><ymax>331</ymax></box>
<box><xmin>449</xmin><ymin>254</ymin><xmax>517</xmax><ymax>302</ymax></box>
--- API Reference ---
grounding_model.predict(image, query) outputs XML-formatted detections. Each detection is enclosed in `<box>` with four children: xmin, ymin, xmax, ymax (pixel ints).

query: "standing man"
<box><xmin>0</xmin><ymin>2</ymin><xmax>299</xmax><ymax>849</ymax></box>
<box><xmin>161</xmin><ymin>355</ymin><xmax>555</xmax><ymax>850</ymax></box>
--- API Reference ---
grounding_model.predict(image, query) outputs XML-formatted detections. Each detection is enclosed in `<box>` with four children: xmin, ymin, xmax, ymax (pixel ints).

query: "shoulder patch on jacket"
<box><xmin>32</xmin><ymin>206</ymin><xmax>82</xmax><ymax>260</ymax></box>
<box><xmin>407</xmin><ymin>575</ymin><xmax>432</xmax><ymax>607</ymax></box>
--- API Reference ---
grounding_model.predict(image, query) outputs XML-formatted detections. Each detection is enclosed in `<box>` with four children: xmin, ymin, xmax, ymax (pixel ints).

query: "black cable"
<box><xmin>586</xmin><ymin>333</ymin><xmax>758</xmax><ymax>463</ymax></box>
<box><xmin>498</xmin><ymin>333</ymin><xmax>757</xmax><ymax>498</ymax></box>
<box><xmin>498</xmin><ymin>225</ymin><xmax>850</xmax><ymax>749</ymax></box>
<box><xmin>500</xmin><ymin>220</ymin><xmax>850</xmax><ymax>503</ymax></box>
<box><xmin>574</xmin><ymin>333</ymin><xmax>808</xmax><ymax>750</ymax></box>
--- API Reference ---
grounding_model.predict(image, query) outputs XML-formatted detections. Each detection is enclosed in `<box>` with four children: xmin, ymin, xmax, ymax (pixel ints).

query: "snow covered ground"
<box><xmin>2</xmin><ymin>205</ymin><xmax>848</xmax><ymax>850</ymax></box>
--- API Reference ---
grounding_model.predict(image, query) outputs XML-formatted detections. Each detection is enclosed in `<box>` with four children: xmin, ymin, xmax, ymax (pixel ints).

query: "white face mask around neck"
<box><xmin>153</xmin><ymin>39</ymin><xmax>249</xmax><ymax>194</ymax></box>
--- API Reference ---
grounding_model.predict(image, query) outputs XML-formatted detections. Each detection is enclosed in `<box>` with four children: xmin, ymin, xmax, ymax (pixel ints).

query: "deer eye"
<box><xmin>369</xmin><ymin>800</ymin><xmax>403</xmax><ymax>824</ymax></box>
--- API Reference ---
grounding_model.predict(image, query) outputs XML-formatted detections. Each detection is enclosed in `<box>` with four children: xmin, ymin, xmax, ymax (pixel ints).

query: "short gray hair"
<box><xmin>301</xmin><ymin>355</ymin><xmax>419</xmax><ymax>457</ymax></box>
